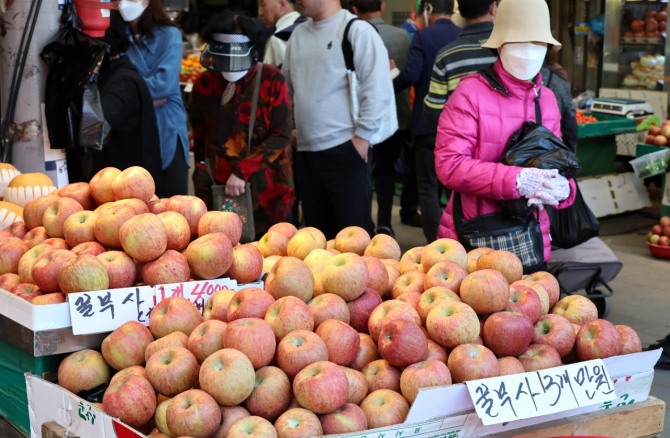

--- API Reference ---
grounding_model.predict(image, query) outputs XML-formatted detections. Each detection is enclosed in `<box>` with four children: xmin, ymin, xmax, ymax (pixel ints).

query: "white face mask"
<box><xmin>118</xmin><ymin>0</ymin><xmax>147</xmax><ymax>22</ymax></box>
<box><xmin>499</xmin><ymin>42</ymin><xmax>548</xmax><ymax>81</ymax></box>
<box><xmin>222</xmin><ymin>70</ymin><xmax>248</xmax><ymax>82</ymax></box>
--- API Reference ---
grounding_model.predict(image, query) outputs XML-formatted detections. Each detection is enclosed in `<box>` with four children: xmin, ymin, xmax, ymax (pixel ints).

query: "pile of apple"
<box><xmin>624</xmin><ymin>7</ymin><xmax>667</xmax><ymax>40</ymax></box>
<box><xmin>644</xmin><ymin>121</ymin><xmax>670</xmax><ymax>147</ymax></box>
<box><xmin>0</xmin><ymin>166</ymin><xmax>258</xmax><ymax>304</ymax></box>
<box><xmin>55</xmin><ymin>224</ymin><xmax>643</xmax><ymax>438</ymax></box>
<box><xmin>647</xmin><ymin>215</ymin><xmax>670</xmax><ymax>245</ymax></box>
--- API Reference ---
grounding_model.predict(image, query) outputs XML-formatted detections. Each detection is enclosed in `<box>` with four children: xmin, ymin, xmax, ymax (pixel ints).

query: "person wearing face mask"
<box><xmin>189</xmin><ymin>13</ymin><xmax>295</xmax><ymax>238</ymax></box>
<box><xmin>434</xmin><ymin>0</ymin><xmax>577</xmax><ymax>268</ymax></box>
<box><xmin>117</xmin><ymin>0</ymin><xmax>190</xmax><ymax>198</ymax></box>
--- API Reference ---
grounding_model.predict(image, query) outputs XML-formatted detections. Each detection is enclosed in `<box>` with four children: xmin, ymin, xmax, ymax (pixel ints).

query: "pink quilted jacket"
<box><xmin>435</xmin><ymin>60</ymin><xmax>576</xmax><ymax>261</ymax></box>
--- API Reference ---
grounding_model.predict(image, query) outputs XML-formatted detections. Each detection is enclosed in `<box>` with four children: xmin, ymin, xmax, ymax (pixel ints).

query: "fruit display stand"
<box><xmin>636</xmin><ymin>143</ymin><xmax>670</xmax><ymax>217</ymax></box>
<box><xmin>25</xmin><ymin>349</ymin><xmax>663</xmax><ymax>438</ymax></box>
<box><xmin>576</xmin><ymin>112</ymin><xmax>637</xmax><ymax>178</ymax></box>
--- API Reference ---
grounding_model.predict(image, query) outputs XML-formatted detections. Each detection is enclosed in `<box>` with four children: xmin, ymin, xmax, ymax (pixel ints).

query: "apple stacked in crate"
<box><xmin>643</xmin><ymin>120</ymin><xmax>670</xmax><ymax>147</ymax></box>
<box><xmin>55</xmin><ymin>224</ymin><xmax>644</xmax><ymax>438</ymax></box>
<box><xmin>0</xmin><ymin>166</ymin><xmax>259</xmax><ymax>306</ymax></box>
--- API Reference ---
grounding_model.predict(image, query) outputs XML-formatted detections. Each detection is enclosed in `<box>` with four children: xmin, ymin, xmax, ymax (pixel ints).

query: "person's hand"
<box><xmin>517</xmin><ymin>168</ymin><xmax>559</xmax><ymax>200</ymax></box>
<box><xmin>532</xmin><ymin>174</ymin><xmax>570</xmax><ymax>206</ymax></box>
<box><xmin>225</xmin><ymin>173</ymin><xmax>246</xmax><ymax>197</ymax></box>
<box><xmin>352</xmin><ymin>136</ymin><xmax>370</xmax><ymax>163</ymax></box>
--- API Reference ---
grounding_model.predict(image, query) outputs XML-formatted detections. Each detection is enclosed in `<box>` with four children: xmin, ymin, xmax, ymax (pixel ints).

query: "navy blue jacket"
<box><xmin>393</xmin><ymin>18</ymin><xmax>461</xmax><ymax>138</ymax></box>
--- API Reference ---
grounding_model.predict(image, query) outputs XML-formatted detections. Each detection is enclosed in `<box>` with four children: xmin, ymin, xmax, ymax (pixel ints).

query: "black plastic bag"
<box><xmin>41</xmin><ymin>3</ymin><xmax>109</xmax><ymax>150</ymax></box>
<box><xmin>545</xmin><ymin>186</ymin><xmax>600</xmax><ymax>249</ymax></box>
<box><xmin>501</xmin><ymin>121</ymin><xmax>581</xmax><ymax>219</ymax></box>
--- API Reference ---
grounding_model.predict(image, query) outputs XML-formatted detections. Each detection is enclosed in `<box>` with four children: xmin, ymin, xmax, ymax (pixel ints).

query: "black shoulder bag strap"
<box><xmin>342</xmin><ymin>18</ymin><xmax>379</xmax><ymax>71</ymax></box>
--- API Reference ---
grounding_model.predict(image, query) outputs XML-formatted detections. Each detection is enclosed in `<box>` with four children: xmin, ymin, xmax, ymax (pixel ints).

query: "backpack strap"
<box><xmin>342</xmin><ymin>17</ymin><xmax>380</xmax><ymax>72</ymax></box>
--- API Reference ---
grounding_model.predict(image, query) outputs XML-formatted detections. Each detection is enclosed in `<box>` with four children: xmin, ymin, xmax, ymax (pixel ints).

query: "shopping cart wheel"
<box><xmin>589</xmin><ymin>295</ymin><xmax>611</xmax><ymax>319</ymax></box>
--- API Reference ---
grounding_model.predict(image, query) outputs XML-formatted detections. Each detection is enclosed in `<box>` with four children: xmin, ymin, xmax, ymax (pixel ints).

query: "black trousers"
<box><xmin>296</xmin><ymin>140</ymin><xmax>374</xmax><ymax>240</ymax></box>
<box><xmin>372</xmin><ymin>129</ymin><xmax>419</xmax><ymax>228</ymax></box>
<box><xmin>156</xmin><ymin>139</ymin><xmax>189</xmax><ymax>199</ymax></box>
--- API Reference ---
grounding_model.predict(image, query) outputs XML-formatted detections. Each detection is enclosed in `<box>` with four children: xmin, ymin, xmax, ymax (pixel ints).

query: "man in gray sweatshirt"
<box><xmin>283</xmin><ymin>0</ymin><xmax>394</xmax><ymax>239</ymax></box>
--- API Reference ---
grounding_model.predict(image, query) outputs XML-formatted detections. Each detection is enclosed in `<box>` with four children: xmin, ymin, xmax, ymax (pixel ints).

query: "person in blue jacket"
<box><xmin>118</xmin><ymin>0</ymin><xmax>190</xmax><ymax>198</ymax></box>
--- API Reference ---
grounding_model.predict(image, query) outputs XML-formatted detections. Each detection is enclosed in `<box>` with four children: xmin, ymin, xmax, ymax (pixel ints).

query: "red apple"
<box><xmin>149</xmin><ymin>296</ymin><xmax>203</xmax><ymax>338</ymax></box>
<box><xmin>518</xmin><ymin>343</ymin><xmax>563</xmax><ymax>371</ymax></box>
<box><xmin>225</xmin><ymin>244</ymin><xmax>263</xmax><ymax>284</ymax></box>
<box><xmin>22</xmin><ymin>226</ymin><xmax>49</xmax><ymax>248</ymax></box>
<box><xmin>378</xmin><ymin>318</ymin><xmax>428</xmax><ymax>368</ymax></box>
<box><xmin>308</xmin><ymin>293</ymin><xmax>350</xmax><ymax>328</ymax></box>
<box><xmin>31</xmin><ymin>292</ymin><xmax>66</xmax><ymax>305</ymax></box>
<box><xmin>265</xmin><ymin>295</ymin><xmax>315</xmax><ymax>341</ymax></box>
<box><xmin>265</xmin><ymin>256</ymin><xmax>314</xmax><ymax>303</ymax></box>
<box><xmin>17</xmin><ymin>243</ymin><xmax>53</xmax><ymax>283</ymax></box>
<box><xmin>118</xmin><ymin>213</ymin><xmax>167</xmax><ymax>262</ymax></box>
<box><xmin>447</xmin><ymin>343</ymin><xmax>499</xmax><ymax>383</ymax></box>
<box><xmin>287</xmin><ymin>227</ymin><xmax>327</xmax><ymax>260</ymax></box>
<box><xmin>71</xmin><ymin>241</ymin><xmax>106</xmax><ymax>257</ymax></box>
<box><xmin>94</xmin><ymin>204</ymin><xmax>137</xmax><ymax>249</ymax></box>
<box><xmin>197</xmin><ymin>210</ymin><xmax>243</xmax><ymax>245</ymax></box>
<box><xmin>58</xmin><ymin>349</ymin><xmax>111</xmax><ymax>394</ymax></box>
<box><xmin>140</xmin><ymin>249</ymin><xmax>190</xmax><ymax>287</ymax></box>
<box><xmin>533</xmin><ymin>313</ymin><xmax>576</xmax><ymax>357</ymax></box>
<box><xmin>97</xmin><ymin>250</ymin><xmax>137</xmax><ymax>289</ymax></box>
<box><xmin>421</xmin><ymin>238</ymin><xmax>468</xmax><ymax>272</ymax></box>
<box><xmin>460</xmin><ymin>269</ymin><xmax>510</xmax><ymax>314</ymax></box>
<box><xmin>523</xmin><ymin>271</ymin><xmax>561</xmax><ymax>307</ymax></box>
<box><xmin>274</xmin><ymin>408</ymin><xmax>322</xmax><ymax>438</ymax></box>
<box><xmin>334</xmin><ymin>226</ymin><xmax>371</xmax><ymax>255</ymax></box>
<box><xmin>102</xmin><ymin>374</ymin><xmax>156</xmax><ymax>429</ymax></box>
<box><xmin>59</xmin><ymin>182</ymin><xmax>95</xmax><ymax>210</ymax></box>
<box><xmin>184</xmin><ymin>232</ymin><xmax>233</xmax><ymax>280</ymax></box>
<box><xmin>187</xmin><ymin>319</ymin><xmax>228</xmax><ymax>363</ymax></box>
<box><xmin>417</xmin><ymin>286</ymin><xmax>461</xmax><ymax>325</ymax></box>
<box><xmin>156</xmin><ymin>211</ymin><xmax>191</xmax><ymax>251</ymax></box>
<box><xmin>200</xmin><ymin>348</ymin><xmax>256</xmax><ymax>406</ymax></box>
<box><xmin>145</xmin><ymin>346</ymin><xmax>199</xmax><ymax>396</ymax></box>
<box><xmin>22</xmin><ymin>194</ymin><xmax>59</xmax><ymax>230</ymax></box>
<box><xmin>276</xmin><ymin>329</ymin><xmax>329</xmax><ymax>379</ymax></box>
<box><xmin>482</xmin><ymin>311</ymin><xmax>534</xmax><ymax>357</ymax></box>
<box><xmin>425</xmin><ymin>300</ymin><xmax>480</xmax><ymax>349</ymax></box>
<box><xmin>216</xmin><ymin>405</ymin><xmax>251</xmax><ymax>438</ymax></box>
<box><xmin>616</xmin><ymin>324</ymin><xmax>642</xmax><ymax>355</ymax></box>
<box><xmin>347</xmin><ymin>288</ymin><xmax>382</xmax><ymax>333</ymax></box>
<box><xmin>144</xmin><ymin>331</ymin><xmax>188</xmax><ymax>362</ymax></box>
<box><xmin>350</xmin><ymin>333</ymin><xmax>380</xmax><ymax>371</ymax></box>
<box><xmin>391</xmin><ymin>270</ymin><xmax>425</xmax><ymax>299</ymax></box>
<box><xmin>497</xmin><ymin>356</ymin><xmax>525</xmax><ymax>375</ymax></box>
<box><xmin>575</xmin><ymin>319</ymin><xmax>622</xmax><ymax>361</ymax></box>
<box><xmin>398</xmin><ymin>246</ymin><xmax>424</xmax><ymax>274</ymax></box>
<box><xmin>165</xmin><ymin>389</ymin><xmax>221</xmax><ymax>438</ymax></box>
<box><xmin>426</xmin><ymin>338</ymin><xmax>448</xmax><ymax>364</ymax></box>
<box><xmin>268</xmin><ymin>221</ymin><xmax>298</xmax><ymax>240</ymax></box>
<box><xmin>42</xmin><ymin>197</ymin><xmax>84</xmax><ymax>238</ymax></box>
<box><xmin>466</xmin><ymin>247</ymin><xmax>494</xmax><ymax>273</ymax></box>
<box><xmin>551</xmin><ymin>295</ymin><xmax>598</xmax><ymax>325</ymax></box>
<box><xmin>319</xmin><ymin>402</ymin><xmax>368</xmax><ymax>434</ymax></box>
<box><xmin>204</xmin><ymin>288</ymin><xmax>237</xmax><ymax>322</ymax></box>
<box><xmin>111</xmin><ymin>166</ymin><xmax>155</xmax><ymax>202</ymax></box>
<box><xmin>101</xmin><ymin>321</ymin><xmax>154</xmax><ymax>371</ymax></box>
<box><xmin>224</xmin><ymin>317</ymin><xmax>277</xmax><ymax>369</ymax></box>
<box><xmin>360</xmin><ymin>389</ymin><xmax>409</xmax><ymax>429</ymax></box>
<box><xmin>423</xmin><ymin>260</ymin><xmax>467</xmax><ymax>293</ymax></box>
<box><xmin>316</xmin><ymin>318</ymin><xmax>360</xmax><ymax>366</ymax></box>
<box><xmin>368</xmin><ymin>300</ymin><xmax>420</xmax><ymax>342</ymax></box>
<box><xmin>511</xmin><ymin>279</ymin><xmax>550</xmax><ymax>315</ymax></box>
<box><xmin>293</xmin><ymin>360</ymin><xmax>348</xmax><ymax>414</ymax></box>
<box><xmin>244</xmin><ymin>366</ymin><xmax>292</xmax><ymax>421</ymax></box>
<box><xmin>476</xmin><ymin>250</ymin><xmax>523</xmax><ymax>284</ymax></box>
<box><xmin>114</xmin><ymin>197</ymin><xmax>150</xmax><ymax>215</ymax></box>
<box><xmin>89</xmin><ymin>167</ymin><xmax>122</xmax><ymax>205</ymax></box>
<box><xmin>400</xmin><ymin>359</ymin><xmax>452</xmax><ymax>404</ymax></box>
<box><xmin>364</xmin><ymin>233</ymin><xmax>401</xmax><ymax>260</ymax></box>
<box><xmin>57</xmin><ymin>254</ymin><xmax>110</xmax><ymax>294</ymax></box>
<box><xmin>226</xmin><ymin>416</ymin><xmax>277</xmax><ymax>438</ymax></box>
<box><xmin>320</xmin><ymin>252</ymin><xmax>368</xmax><ymax>301</ymax></box>
<box><xmin>505</xmin><ymin>283</ymin><xmax>543</xmax><ymax>323</ymax></box>
<box><xmin>165</xmin><ymin>195</ymin><xmax>208</xmax><ymax>237</ymax></box>
<box><xmin>227</xmin><ymin>287</ymin><xmax>275</xmax><ymax>322</ymax></box>
<box><xmin>0</xmin><ymin>272</ymin><xmax>21</xmax><ymax>291</ymax></box>
<box><xmin>257</xmin><ymin>230</ymin><xmax>290</xmax><ymax>258</ymax></box>
<box><xmin>361</xmin><ymin>359</ymin><xmax>401</xmax><ymax>392</ymax></box>
<box><xmin>362</xmin><ymin>255</ymin><xmax>389</xmax><ymax>295</ymax></box>
<box><xmin>62</xmin><ymin>210</ymin><xmax>98</xmax><ymax>247</ymax></box>
<box><xmin>340</xmin><ymin>366</ymin><xmax>368</xmax><ymax>405</ymax></box>
<box><xmin>0</xmin><ymin>237</ymin><xmax>30</xmax><ymax>275</ymax></box>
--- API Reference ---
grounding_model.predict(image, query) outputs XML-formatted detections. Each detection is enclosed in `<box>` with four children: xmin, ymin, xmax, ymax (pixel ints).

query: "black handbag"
<box><xmin>453</xmin><ymin>192</ymin><xmax>545</xmax><ymax>273</ymax></box>
<box><xmin>501</xmin><ymin>89</ymin><xmax>580</xmax><ymax>219</ymax></box>
<box><xmin>545</xmin><ymin>185</ymin><xmax>600</xmax><ymax>249</ymax></box>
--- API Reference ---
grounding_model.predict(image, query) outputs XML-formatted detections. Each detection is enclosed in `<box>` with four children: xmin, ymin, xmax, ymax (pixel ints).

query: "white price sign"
<box><xmin>69</xmin><ymin>286</ymin><xmax>155</xmax><ymax>335</ymax></box>
<box><xmin>465</xmin><ymin>359</ymin><xmax>616</xmax><ymax>426</ymax></box>
<box><xmin>154</xmin><ymin>278</ymin><xmax>237</xmax><ymax>314</ymax></box>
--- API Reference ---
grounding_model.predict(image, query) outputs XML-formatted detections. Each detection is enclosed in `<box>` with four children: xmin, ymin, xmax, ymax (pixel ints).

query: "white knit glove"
<box><xmin>533</xmin><ymin>174</ymin><xmax>570</xmax><ymax>205</ymax></box>
<box><xmin>517</xmin><ymin>168</ymin><xmax>559</xmax><ymax>199</ymax></box>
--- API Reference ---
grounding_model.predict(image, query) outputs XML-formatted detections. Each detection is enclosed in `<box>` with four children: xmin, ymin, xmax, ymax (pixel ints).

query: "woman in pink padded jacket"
<box><xmin>434</xmin><ymin>0</ymin><xmax>576</xmax><ymax>268</ymax></box>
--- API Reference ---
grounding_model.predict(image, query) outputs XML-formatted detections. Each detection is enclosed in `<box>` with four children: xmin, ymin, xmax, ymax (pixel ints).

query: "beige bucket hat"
<box><xmin>482</xmin><ymin>0</ymin><xmax>561</xmax><ymax>49</ymax></box>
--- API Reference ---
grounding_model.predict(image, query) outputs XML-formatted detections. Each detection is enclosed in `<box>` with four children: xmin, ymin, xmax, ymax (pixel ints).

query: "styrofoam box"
<box><xmin>26</xmin><ymin>349</ymin><xmax>661</xmax><ymax>438</ymax></box>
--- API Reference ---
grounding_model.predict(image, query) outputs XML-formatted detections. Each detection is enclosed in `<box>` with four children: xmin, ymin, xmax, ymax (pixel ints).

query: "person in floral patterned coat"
<box><xmin>190</xmin><ymin>13</ymin><xmax>295</xmax><ymax>238</ymax></box>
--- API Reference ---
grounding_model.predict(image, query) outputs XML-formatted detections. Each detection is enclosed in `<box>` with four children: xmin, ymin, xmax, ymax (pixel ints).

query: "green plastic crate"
<box><xmin>577</xmin><ymin>113</ymin><xmax>637</xmax><ymax>138</ymax></box>
<box><xmin>0</xmin><ymin>340</ymin><xmax>66</xmax><ymax>436</ymax></box>
<box><xmin>636</xmin><ymin>143</ymin><xmax>668</xmax><ymax>157</ymax></box>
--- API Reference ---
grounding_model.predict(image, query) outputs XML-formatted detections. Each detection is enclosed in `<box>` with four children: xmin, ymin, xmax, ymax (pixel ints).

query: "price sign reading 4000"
<box><xmin>465</xmin><ymin>359</ymin><xmax>616</xmax><ymax>426</ymax></box>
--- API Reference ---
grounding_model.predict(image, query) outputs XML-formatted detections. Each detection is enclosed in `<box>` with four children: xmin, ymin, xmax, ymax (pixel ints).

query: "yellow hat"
<box><xmin>0</xmin><ymin>200</ymin><xmax>23</xmax><ymax>229</ymax></box>
<box><xmin>482</xmin><ymin>0</ymin><xmax>561</xmax><ymax>49</ymax></box>
<box><xmin>0</xmin><ymin>163</ymin><xmax>21</xmax><ymax>199</ymax></box>
<box><xmin>5</xmin><ymin>173</ymin><xmax>57</xmax><ymax>208</ymax></box>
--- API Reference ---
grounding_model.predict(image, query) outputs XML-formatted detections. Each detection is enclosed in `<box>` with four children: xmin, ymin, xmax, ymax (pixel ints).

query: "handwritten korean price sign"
<box><xmin>154</xmin><ymin>278</ymin><xmax>237</xmax><ymax>314</ymax></box>
<box><xmin>465</xmin><ymin>359</ymin><xmax>616</xmax><ymax>426</ymax></box>
<box><xmin>69</xmin><ymin>286</ymin><xmax>154</xmax><ymax>335</ymax></box>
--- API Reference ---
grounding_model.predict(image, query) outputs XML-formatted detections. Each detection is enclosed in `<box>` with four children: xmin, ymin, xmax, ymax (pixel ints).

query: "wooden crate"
<box><xmin>495</xmin><ymin>396</ymin><xmax>665</xmax><ymax>438</ymax></box>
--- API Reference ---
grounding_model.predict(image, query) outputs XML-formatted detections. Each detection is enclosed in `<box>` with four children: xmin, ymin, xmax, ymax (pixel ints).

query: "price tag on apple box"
<box><xmin>465</xmin><ymin>359</ymin><xmax>616</xmax><ymax>426</ymax></box>
<box><xmin>154</xmin><ymin>278</ymin><xmax>237</xmax><ymax>314</ymax></box>
<box><xmin>68</xmin><ymin>286</ymin><xmax>154</xmax><ymax>335</ymax></box>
